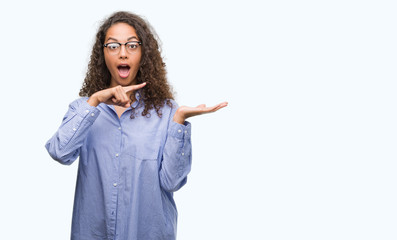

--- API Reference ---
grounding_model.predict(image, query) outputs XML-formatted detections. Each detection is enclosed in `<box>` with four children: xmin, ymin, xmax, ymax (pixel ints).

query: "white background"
<box><xmin>0</xmin><ymin>0</ymin><xmax>396</xmax><ymax>239</ymax></box>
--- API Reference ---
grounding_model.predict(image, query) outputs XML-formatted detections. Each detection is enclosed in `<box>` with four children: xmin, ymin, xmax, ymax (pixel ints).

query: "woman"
<box><xmin>45</xmin><ymin>11</ymin><xmax>227</xmax><ymax>240</ymax></box>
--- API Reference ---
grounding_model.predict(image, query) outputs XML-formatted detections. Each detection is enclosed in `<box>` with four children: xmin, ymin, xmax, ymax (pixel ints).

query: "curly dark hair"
<box><xmin>79</xmin><ymin>11</ymin><xmax>174</xmax><ymax>118</ymax></box>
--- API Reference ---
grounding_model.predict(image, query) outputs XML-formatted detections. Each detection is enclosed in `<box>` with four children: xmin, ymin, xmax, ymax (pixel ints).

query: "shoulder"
<box><xmin>67</xmin><ymin>97</ymin><xmax>98</xmax><ymax>114</ymax></box>
<box><xmin>68</xmin><ymin>97</ymin><xmax>90</xmax><ymax>109</ymax></box>
<box><xmin>154</xmin><ymin>99</ymin><xmax>178</xmax><ymax>119</ymax></box>
<box><xmin>166</xmin><ymin>99</ymin><xmax>178</xmax><ymax>108</ymax></box>
<box><xmin>162</xmin><ymin>99</ymin><xmax>178</xmax><ymax>113</ymax></box>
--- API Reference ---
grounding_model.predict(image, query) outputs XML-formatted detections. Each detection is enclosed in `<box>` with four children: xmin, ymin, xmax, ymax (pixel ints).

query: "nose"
<box><xmin>119</xmin><ymin>45</ymin><xmax>128</xmax><ymax>59</ymax></box>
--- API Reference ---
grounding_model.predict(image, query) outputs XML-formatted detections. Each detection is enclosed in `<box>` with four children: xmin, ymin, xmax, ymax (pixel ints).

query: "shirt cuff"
<box><xmin>168</xmin><ymin>120</ymin><xmax>191</xmax><ymax>140</ymax></box>
<box><xmin>76</xmin><ymin>99</ymin><xmax>101</xmax><ymax>122</ymax></box>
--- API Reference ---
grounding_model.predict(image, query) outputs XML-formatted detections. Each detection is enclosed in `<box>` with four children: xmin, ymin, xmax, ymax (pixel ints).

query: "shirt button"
<box><xmin>91</xmin><ymin>113</ymin><xmax>95</xmax><ymax>117</ymax></box>
<box><xmin>185</xmin><ymin>130</ymin><xmax>187</xmax><ymax>134</ymax></box>
<box><xmin>113</xmin><ymin>183</ymin><xmax>117</xmax><ymax>187</ymax></box>
<box><xmin>118</xmin><ymin>127</ymin><xmax>121</xmax><ymax>130</ymax></box>
<box><xmin>72</xmin><ymin>128</ymin><xmax>77</xmax><ymax>131</ymax></box>
<box><xmin>85</xmin><ymin>110</ymin><xmax>89</xmax><ymax>113</ymax></box>
<box><xmin>178</xmin><ymin>129</ymin><xmax>182</xmax><ymax>133</ymax></box>
<box><xmin>115</xmin><ymin>153</ymin><xmax>119</xmax><ymax>157</ymax></box>
<box><xmin>181</xmin><ymin>152</ymin><xmax>185</xmax><ymax>156</ymax></box>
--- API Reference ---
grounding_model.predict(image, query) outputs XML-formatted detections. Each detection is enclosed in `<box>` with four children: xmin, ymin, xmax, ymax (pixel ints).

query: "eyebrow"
<box><xmin>128</xmin><ymin>36</ymin><xmax>139</xmax><ymax>41</ymax></box>
<box><xmin>106</xmin><ymin>36</ymin><xmax>139</xmax><ymax>42</ymax></box>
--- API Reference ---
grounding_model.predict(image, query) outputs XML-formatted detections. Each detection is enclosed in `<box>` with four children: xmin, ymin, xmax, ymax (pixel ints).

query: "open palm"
<box><xmin>173</xmin><ymin>102</ymin><xmax>228</xmax><ymax>124</ymax></box>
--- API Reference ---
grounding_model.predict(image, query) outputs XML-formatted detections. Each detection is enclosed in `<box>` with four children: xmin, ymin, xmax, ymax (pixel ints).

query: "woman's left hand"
<box><xmin>173</xmin><ymin>102</ymin><xmax>228</xmax><ymax>124</ymax></box>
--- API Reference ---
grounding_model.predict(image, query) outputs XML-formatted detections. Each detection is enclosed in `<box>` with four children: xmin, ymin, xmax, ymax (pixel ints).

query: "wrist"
<box><xmin>87</xmin><ymin>94</ymin><xmax>100</xmax><ymax>107</ymax></box>
<box><xmin>173</xmin><ymin>110</ymin><xmax>186</xmax><ymax>124</ymax></box>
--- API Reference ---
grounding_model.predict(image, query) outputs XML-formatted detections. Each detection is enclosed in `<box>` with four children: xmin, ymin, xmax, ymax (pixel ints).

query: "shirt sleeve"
<box><xmin>45</xmin><ymin>98</ymin><xmax>100</xmax><ymax>165</ymax></box>
<box><xmin>159</xmin><ymin>102</ymin><xmax>192</xmax><ymax>192</ymax></box>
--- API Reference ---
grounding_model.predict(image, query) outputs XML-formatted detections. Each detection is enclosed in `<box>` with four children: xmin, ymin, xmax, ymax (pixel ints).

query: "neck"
<box><xmin>109</xmin><ymin>78</ymin><xmax>137</xmax><ymax>88</ymax></box>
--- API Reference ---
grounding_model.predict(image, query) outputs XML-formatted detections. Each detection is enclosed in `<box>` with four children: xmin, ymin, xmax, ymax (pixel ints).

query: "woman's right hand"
<box><xmin>87</xmin><ymin>82</ymin><xmax>146</xmax><ymax>107</ymax></box>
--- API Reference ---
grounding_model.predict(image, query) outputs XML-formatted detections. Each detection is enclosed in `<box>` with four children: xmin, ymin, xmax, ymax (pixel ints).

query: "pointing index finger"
<box><xmin>123</xmin><ymin>82</ymin><xmax>147</xmax><ymax>93</ymax></box>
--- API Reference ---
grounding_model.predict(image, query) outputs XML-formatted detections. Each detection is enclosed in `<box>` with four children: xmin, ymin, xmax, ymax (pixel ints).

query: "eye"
<box><xmin>126</xmin><ymin>42</ymin><xmax>138</xmax><ymax>49</ymax></box>
<box><xmin>107</xmin><ymin>43</ymin><xmax>120</xmax><ymax>50</ymax></box>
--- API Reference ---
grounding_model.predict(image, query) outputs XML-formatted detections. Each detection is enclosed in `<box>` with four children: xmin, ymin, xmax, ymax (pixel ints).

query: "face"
<box><xmin>104</xmin><ymin>23</ymin><xmax>142</xmax><ymax>87</ymax></box>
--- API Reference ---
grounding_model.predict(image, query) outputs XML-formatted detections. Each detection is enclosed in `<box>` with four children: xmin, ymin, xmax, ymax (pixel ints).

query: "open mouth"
<box><xmin>117</xmin><ymin>64</ymin><xmax>131</xmax><ymax>78</ymax></box>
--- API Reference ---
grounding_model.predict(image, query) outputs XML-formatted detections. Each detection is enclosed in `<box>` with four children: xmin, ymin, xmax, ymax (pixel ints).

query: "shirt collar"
<box><xmin>130</xmin><ymin>89</ymin><xmax>142</xmax><ymax>109</ymax></box>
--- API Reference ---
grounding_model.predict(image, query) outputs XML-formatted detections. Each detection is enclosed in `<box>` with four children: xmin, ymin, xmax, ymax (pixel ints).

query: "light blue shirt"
<box><xmin>45</xmin><ymin>93</ymin><xmax>192</xmax><ymax>240</ymax></box>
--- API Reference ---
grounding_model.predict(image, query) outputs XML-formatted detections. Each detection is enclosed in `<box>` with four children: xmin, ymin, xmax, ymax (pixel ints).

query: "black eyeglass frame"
<box><xmin>103</xmin><ymin>41</ymin><xmax>142</xmax><ymax>48</ymax></box>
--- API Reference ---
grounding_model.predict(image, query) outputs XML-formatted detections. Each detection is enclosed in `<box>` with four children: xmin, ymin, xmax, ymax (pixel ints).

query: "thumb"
<box><xmin>123</xmin><ymin>82</ymin><xmax>147</xmax><ymax>93</ymax></box>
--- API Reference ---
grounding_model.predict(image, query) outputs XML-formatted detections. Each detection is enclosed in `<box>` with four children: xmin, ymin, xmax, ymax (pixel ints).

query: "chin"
<box><xmin>116</xmin><ymin>78</ymin><xmax>134</xmax><ymax>86</ymax></box>
<box><xmin>110</xmin><ymin>73</ymin><xmax>136</xmax><ymax>86</ymax></box>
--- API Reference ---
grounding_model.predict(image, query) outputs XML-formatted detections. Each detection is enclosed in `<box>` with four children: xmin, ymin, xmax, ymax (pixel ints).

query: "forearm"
<box><xmin>45</xmin><ymin>99</ymin><xmax>100</xmax><ymax>165</ymax></box>
<box><xmin>159</xmin><ymin>121</ymin><xmax>192</xmax><ymax>192</ymax></box>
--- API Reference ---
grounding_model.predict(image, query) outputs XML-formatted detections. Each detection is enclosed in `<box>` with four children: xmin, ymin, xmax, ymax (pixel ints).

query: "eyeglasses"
<box><xmin>103</xmin><ymin>41</ymin><xmax>142</xmax><ymax>55</ymax></box>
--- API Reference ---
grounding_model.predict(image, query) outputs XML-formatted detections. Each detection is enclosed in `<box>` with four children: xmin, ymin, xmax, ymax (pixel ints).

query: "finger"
<box><xmin>212</xmin><ymin>102</ymin><xmax>228</xmax><ymax>109</ymax></box>
<box><xmin>123</xmin><ymin>102</ymin><xmax>131</xmax><ymax>108</ymax></box>
<box><xmin>118</xmin><ymin>89</ymin><xmax>131</xmax><ymax>107</ymax></box>
<box><xmin>213</xmin><ymin>102</ymin><xmax>228</xmax><ymax>111</ymax></box>
<box><xmin>112</xmin><ymin>87</ymin><xmax>122</xmax><ymax>105</ymax></box>
<box><xmin>196</xmin><ymin>104</ymin><xmax>206</xmax><ymax>108</ymax></box>
<box><xmin>203</xmin><ymin>102</ymin><xmax>228</xmax><ymax>113</ymax></box>
<box><xmin>203</xmin><ymin>104</ymin><xmax>220</xmax><ymax>112</ymax></box>
<box><xmin>219</xmin><ymin>101</ymin><xmax>228</xmax><ymax>108</ymax></box>
<box><xmin>123</xmin><ymin>82</ymin><xmax>147</xmax><ymax>93</ymax></box>
<box><xmin>118</xmin><ymin>87</ymin><xmax>131</xmax><ymax>107</ymax></box>
<box><xmin>117</xmin><ymin>86</ymin><xmax>129</xmax><ymax>103</ymax></box>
